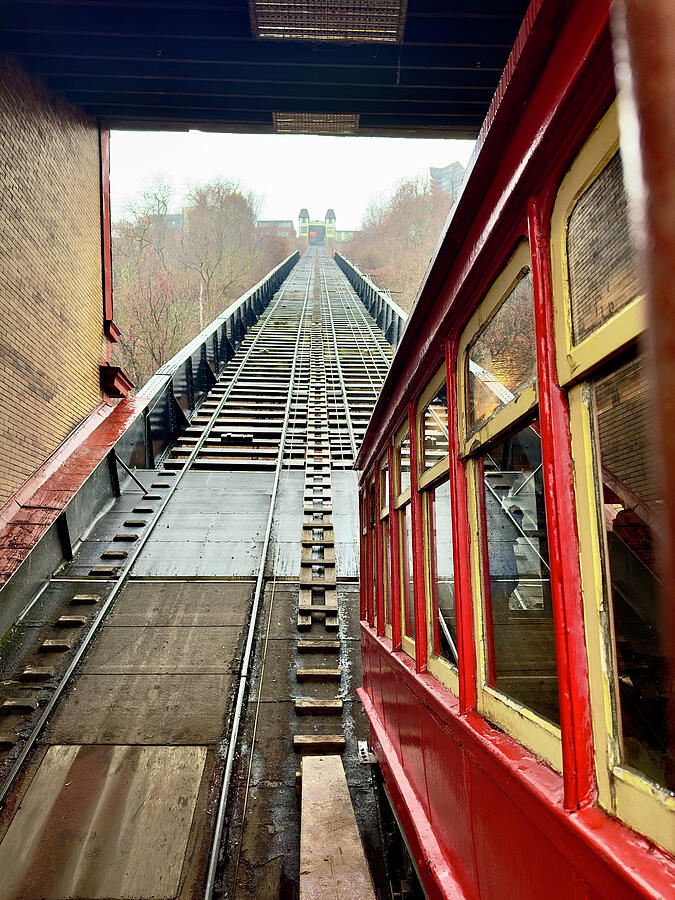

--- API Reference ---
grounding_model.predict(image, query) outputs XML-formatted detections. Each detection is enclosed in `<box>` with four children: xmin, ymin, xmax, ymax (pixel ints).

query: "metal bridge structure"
<box><xmin>0</xmin><ymin>247</ymin><xmax>405</xmax><ymax>898</ymax></box>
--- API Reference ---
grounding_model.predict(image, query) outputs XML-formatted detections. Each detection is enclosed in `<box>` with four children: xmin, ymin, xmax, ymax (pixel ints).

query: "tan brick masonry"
<box><xmin>0</xmin><ymin>58</ymin><xmax>105</xmax><ymax>505</ymax></box>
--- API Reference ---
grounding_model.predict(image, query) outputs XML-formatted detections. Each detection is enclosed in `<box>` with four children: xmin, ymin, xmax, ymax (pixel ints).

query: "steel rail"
<box><xmin>329</xmin><ymin>261</ymin><xmax>388</xmax><ymax>402</ymax></box>
<box><xmin>319</xmin><ymin>256</ymin><xmax>357</xmax><ymax>460</ymax></box>
<box><xmin>333</xmin><ymin>265</ymin><xmax>393</xmax><ymax>368</ymax></box>
<box><xmin>0</xmin><ymin>266</ymin><xmax>300</xmax><ymax>808</ymax></box>
<box><xmin>321</xmin><ymin>294</ymin><xmax>351</xmax><ymax>467</ymax></box>
<box><xmin>324</xmin><ymin>256</ymin><xmax>389</xmax><ymax>406</ymax></box>
<box><xmin>230</xmin><ymin>274</ymin><xmax>312</xmax><ymax>888</ymax></box>
<box><xmin>332</xmin><ymin>266</ymin><xmax>391</xmax><ymax>376</ymax></box>
<box><xmin>203</xmin><ymin>258</ymin><xmax>313</xmax><ymax>900</ymax></box>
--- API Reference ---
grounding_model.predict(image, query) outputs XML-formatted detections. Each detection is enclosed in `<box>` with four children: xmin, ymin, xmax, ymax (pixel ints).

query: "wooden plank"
<box><xmin>294</xmin><ymin>735</ymin><xmax>345</xmax><ymax>753</ymax></box>
<box><xmin>300</xmin><ymin>755</ymin><xmax>376</xmax><ymax>900</ymax></box>
<box><xmin>296</xmin><ymin>668</ymin><xmax>341</xmax><ymax>681</ymax></box>
<box><xmin>299</xmin><ymin>588</ymin><xmax>337</xmax><ymax>607</ymax></box>
<box><xmin>295</xmin><ymin>605</ymin><xmax>340</xmax><ymax>615</ymax></box>
<box><xmin>295</xmin><ymin>699</ymin><xmax>343</xmax><ymax>715</ymax></box>
<box><xmin>297</xmin><ymin>611</ymin><xmax>313</xmax><ymax>630</ymax></box>
<box><xmin>297</xmin><ymin>640</ymin><xmax>340</xmax><ymax>652</ymax></box>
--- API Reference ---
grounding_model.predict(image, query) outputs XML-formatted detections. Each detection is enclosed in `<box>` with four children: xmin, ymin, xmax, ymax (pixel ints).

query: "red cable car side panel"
<box><xmin>356</xmin><ymin>0</ymin><xmax>675</xmax><ymax>896</ymax></box>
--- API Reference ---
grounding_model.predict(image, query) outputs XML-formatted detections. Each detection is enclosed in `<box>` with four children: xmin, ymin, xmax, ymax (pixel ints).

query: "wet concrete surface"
<box><xmin>106</xmin><ymin>580</ymin><xmax>253</xmax><ymax>627</ymax></box>
<box><xmin>78</xmin><ymin>625</ymin><xmax>243</xmax><ymax>674</ymax></box>
<box><xmin>220</xmin><ymin>581</ymin><xmax>387</xmax><ymax>900</ymax></box>
<box><xmin>45</xmin><ymin>672</ymin><xmax>235</xmax><ymax>745</ymax></box>
<box><xmin>131</xmin><ymin>472</ymin><xmax>274</xmax><ymax>579</ymax></box>
<box><xmin>0</xmin><ymin>745</ymin><xmax>207</xmax><ymax>899</ymax></box>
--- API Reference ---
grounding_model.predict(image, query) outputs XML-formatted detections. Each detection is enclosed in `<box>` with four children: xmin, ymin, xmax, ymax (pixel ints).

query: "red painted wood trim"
<box><xmin>366</xmin><ymin>515</ymin><xmax>373</xmax><ymax>625</ymax></box>
<box><xmin>474</xmin><ymin>455</ymin><xmax>497</xmax><ymax>688</ymax></box>
<box><xmin>388</xmin><ymin>440</ymin><xmax>402</xmax><ymax>650</ymax></box>
<box><xmin>375</xmin><ymin>461</ymin><xmax>385</xmax><ymax>636</ymax></box>
<box><xmin>99</xmin><ymin>126</ymin><xmax>114</xmax><ymax>337</ymax></box>
<box><xmin>528</xmin><ymin>199</ymin><xmax>596</xmax><ymax>809</ymax></box>
<box><xmin>359</xmin><ymin>489</ymin><xmax>367</xmax><ymax>621</ymax></box>
<box><xmin>409</xmin><ymin>401</ymin><xmax>427</xmax><ymax>673</ymax></box>
<box><xmin>358</xmin><ymin>685</ymin><xmax>471</xmax><ymax>900</ymax></box>
<box><xmin>445</xmin><ymin>337</ymin><xmax>476</xmax><ymax>712</ymax></box>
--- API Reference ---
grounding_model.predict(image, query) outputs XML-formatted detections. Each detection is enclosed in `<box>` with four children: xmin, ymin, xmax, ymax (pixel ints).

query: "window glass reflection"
<box><xmin>594</xmin><ymin>354</ymin><xmax>671</xmax><ymax>789</ymax></box>
<box><xmin>399</xmin><ymin>433</ymin><xmax>411</xmax><ymax>493</ymax></box>
<box><xmin>423</xmin><ymin>383</ymin><xmax>449</xmax><ymax>469</ymax></box>
<box><xmin>482</xmin><ymin>420</ymin><xmax>559</xmax><ymax>725</ymax></box>
<box><xmin>568</xmin><ymin>152</ymin><xmax>639</xmax><ymax>344</ymax></box>
<box><xmin>380</xmin><ymin>459</ymin><xmax>389</xmax><ymax>509</ymax></box>
<box><xmin>468</xmin><ymin>271</ymin><xmax>537</xmax><ymax>433</ymax></box>
<box><xmin>382</xmin><ymin>517</ymin><xmax>391</xmax><ymax>627</ymax></box>
<box><xmin>427</xmin><ymin>480</ymin><xmax>457</xmax><ymax>665</ymax></box>
<box><xmin>400</xmin><ymin>503</ymin><xmax>415</xmax><ymax>640</ymax></box>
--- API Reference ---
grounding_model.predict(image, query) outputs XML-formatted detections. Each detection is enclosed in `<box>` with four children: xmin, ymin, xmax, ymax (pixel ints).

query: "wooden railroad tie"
<box><xmin>297</xmin><ymin>639</ymin><xmax>340</xmax><ymax>653</ymax></box>
<box><xmin>295</xmin><ymin>699</ymin><xmax>343</xmax><ymax>715</ymax></box>
<box><xmin>296</xmin><ymin>668</ymin><xmax>342</xmax><ymax>682</ymax></box>
<box><xmin>70</xmin><ymin>593</ymin><xmax>100</xmax><ymax>605</ymax></box>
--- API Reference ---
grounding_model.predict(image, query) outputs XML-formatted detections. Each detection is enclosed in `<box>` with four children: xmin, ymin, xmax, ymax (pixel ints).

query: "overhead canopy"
<box><xmin>1</xmin><ymin>0</ymin><xmax>528</xmax><ymax>137</ymax></box>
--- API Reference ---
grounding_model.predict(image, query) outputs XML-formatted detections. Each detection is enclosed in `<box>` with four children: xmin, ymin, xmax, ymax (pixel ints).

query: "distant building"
<box><xmin>149</xmin><ymin>212</ymin><xmax>184</xmax><ymax>230</ymax></box>
<box><xmin>298</xmin><ymin>208</ymin><xmax>310</xmax><ymax>241</ymax></box>
<box><xmin>429</xmin><ymin>161</ymin><xmax>466</xmax><ymax>204</ymax></box>
<box><xmin>256</xmin><ymin>219</ymin><xmax>296</xmax><ymax>239</ymax></box>
<box><xmin>298</xmin><ymin>208</ymin><xmax>352</xmax><ymax>247</ymax></box>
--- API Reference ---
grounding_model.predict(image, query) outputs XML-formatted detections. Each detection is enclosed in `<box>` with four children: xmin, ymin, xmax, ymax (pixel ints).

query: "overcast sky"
<box><xmin>110</xmin><ymin>130</ymin><xmax>474</xmax><ymax>231</ymax></box>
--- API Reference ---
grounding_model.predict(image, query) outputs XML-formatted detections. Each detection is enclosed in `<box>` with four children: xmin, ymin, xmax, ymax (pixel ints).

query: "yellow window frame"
<box><xmin>379</xmin><ymin>452</ymin><xmax>392</xmax><ymax>640</ymax></box>
<box><xmin>569</xmin><ymin>375</ymin><xmax>675</xmax><ymax>853</ymax></box>
<box><xmin>368</xmin><ymin>474</ymin><xmax>377</xmax><ymax>628</ymax></box>
<box><xmin>457</xmin><ymin>242</ymin><xmax>538</xmax><ymax>456</ymax></box>
<box><xmin>379</xmin><ymin>452</ymin><xmax>390</xmax><ymax>518</ymax></box>
<box><xmin>394</xmin><ymin>420</ymin><xmax>414</xmax><ymax>659</ymax></box>
<box><xmin>551</xmin><ymin>98</ymin><xmax>673</xmax><ymax>850</ymax></box>
<box><xmin>417</xmin><ymin>364</ymin><xmax>450</xmax><ymax>489</ymax></box>
<box><xmin>393</xmin><ymin>420</ymin><xmax>412</xmax><ymax>508</ymax></box>
<box><xmin>398</xmin><ymin>501</ymin><xmax>415</xmax><ymax>659</ymax></box>
<box><xmin>458</xmin><ymin>241</ymin><xmax>563</xmax><ymax>773</ymax></box>
<box><xmin>416</xmin><ymin>366</ymin><xmax>458</xmax><ymax>692</ymax></box>
<box><xmin>550</xmin><ymin>99</ymin><xmax>646</xmax><ymax>388</ymax></box>
<box><xmin>422</xmin><ymin>479</ymin><xmax>458</xmax><ymax>695</ymax></box>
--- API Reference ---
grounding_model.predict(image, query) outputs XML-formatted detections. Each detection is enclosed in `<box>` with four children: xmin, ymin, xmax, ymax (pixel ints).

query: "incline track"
<box><xmin>0</xmin><ymin>247</ymin><xmax>392</xmax><ymax>899</ymax></box>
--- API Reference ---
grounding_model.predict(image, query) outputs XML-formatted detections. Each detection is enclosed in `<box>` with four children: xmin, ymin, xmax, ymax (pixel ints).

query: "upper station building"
<box><xmin>298</xmin><ymin>208</ymin><xmax>354</xmax><ymax>247</ymax></box>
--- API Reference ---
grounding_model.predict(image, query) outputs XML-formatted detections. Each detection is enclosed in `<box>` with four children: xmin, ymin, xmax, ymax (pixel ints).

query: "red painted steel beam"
<box><xmin>0</xmin><ymin>397</ymin><xmax>148</xmax><ymax>584</ymax></box>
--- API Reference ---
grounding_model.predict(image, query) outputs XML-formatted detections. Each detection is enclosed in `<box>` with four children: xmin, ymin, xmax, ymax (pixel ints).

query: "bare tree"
<box><xmin>112</xmin><ymin>179</ymin><xmax>293</xmax><ymax>389</ymax></box>
<box><xmin>345</xmin><ymin>176</ymin><xmax>452</xmax><ymax>312</ymax></box>
<box><xmin>180</xmin><ymin>181</ymin><xmax>261</xmax><ymax>326</ymax></box>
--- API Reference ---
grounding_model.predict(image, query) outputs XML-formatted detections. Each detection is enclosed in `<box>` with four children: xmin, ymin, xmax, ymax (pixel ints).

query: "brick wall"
<box><xmin>0</xmin><ymin>58</ymin><xmax>105</xmax><ymax>505</ymax></box>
